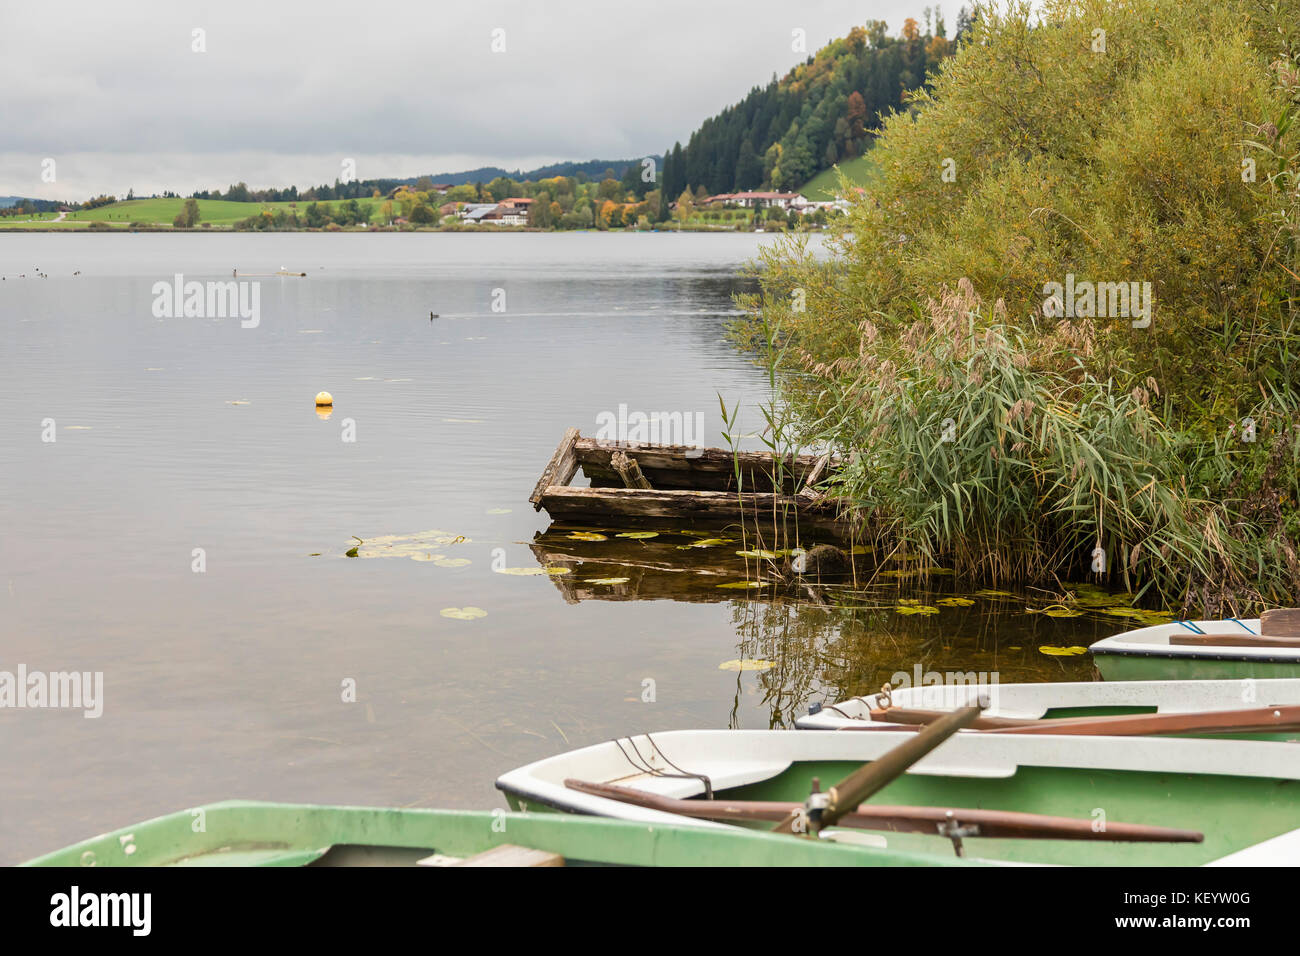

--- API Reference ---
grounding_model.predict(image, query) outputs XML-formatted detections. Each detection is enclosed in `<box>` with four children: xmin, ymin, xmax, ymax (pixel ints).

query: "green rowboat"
<box><xmin>1090</xmin><ymin>616</ymin><xmax>1300</xmax><ymax>680</ymax></box>
<box><xmin>497</xmin><ymin>730</ymin><xmax>1300</xmax><ymax>866</ymax></box>
<box><xmin>20</xmin><ymin>800</ymin><xmax>963</xmax><ymax>867</ymax></box>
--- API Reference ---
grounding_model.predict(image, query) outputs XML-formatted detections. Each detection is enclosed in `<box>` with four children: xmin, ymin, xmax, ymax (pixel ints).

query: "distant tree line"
<box><xmin>659</xmin><ymin>12</ymin><xmax>971</xmax><ymax>199</ymax></box>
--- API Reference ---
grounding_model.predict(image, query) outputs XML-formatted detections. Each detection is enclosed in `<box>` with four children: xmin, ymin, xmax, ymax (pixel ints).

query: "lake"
<box><xmin>0</xmin><ymin>232</ymin><xmax>1098</xmax><ymax>863</ymax></box>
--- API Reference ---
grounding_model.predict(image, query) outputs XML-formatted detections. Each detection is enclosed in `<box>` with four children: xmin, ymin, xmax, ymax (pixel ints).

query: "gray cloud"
<box><xmin>1</xmin><ymin>0</ymin><xmax>927</xmax><ymax>198</ymax></box>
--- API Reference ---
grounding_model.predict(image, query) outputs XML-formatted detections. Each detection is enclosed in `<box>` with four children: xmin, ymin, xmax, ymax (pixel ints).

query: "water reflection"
<box><xmin>529</xmin><ymin>521</ymin><xmax>1101</xmax><ymax>728</ymax></box>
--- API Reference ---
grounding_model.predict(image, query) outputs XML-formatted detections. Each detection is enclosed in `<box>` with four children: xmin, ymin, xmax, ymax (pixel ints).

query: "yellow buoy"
<box><xmin>314</xmin><ymin>391</ymin><xmax>333</xmax><ymax>406</ymax></box>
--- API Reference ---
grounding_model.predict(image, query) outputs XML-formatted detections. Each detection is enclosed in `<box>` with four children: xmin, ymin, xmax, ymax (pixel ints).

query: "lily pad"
<box><xmin>615</xmin><ymin>532</ymin><xmax>658</xmax><ymax>539</ymax></box>
<box><xmin>346</xmin><ymin>530</ymin><xmax>470</xmax><ymax>559</ymax></box>
<box><xmin>895</xmin><ymin>604</ymin><xmax>940</xmax><ymax>615</ymax></box>
<box><xmin>736</xmin><ymin>549</ymin><xmax>780</xmax><ymax>559</ymax></box>
<box><xmin>440</xmin><ymin>607</ymin><xmax>488</xmax><ymax>621</ymax></box>
<box><xmin>717</xmin><ymin>581</ymin><xmax>764</xmax><ymax>589</ymax></box>
<box><xmin>567</xmin><ymin>532</ymin><xmax>608</xmax><ymax>542</ymax></box>
<box><xmin>936</xmin><ymin>597</ymin><xmax>975</xmax><ymax>607</ymax></box>
<box><xmin>495</xmin><ymin>567</ymin><xmax>546</xmax><ymax>576</ymax></box>
<box><xmin>1038</xmin><ymin>645</ymin><xmax>1089</xmax><ymax>656</ymax></box>
<box><xmin>718</xmin><ymin>659</ymin><xmax>776</xmax><ymax>672</ymax></box>
<box><xmin>585</xmin><ymin>577</ymin><xmax>630</xmax><ymax>585</ymax></box>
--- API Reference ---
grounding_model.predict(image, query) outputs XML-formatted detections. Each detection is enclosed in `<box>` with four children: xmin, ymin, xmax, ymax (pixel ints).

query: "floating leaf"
<box><xmin>850</xmin><ymin>545</ymin><xmax>873</xmax><ymax>554</ymax></box>
<box><xmin>895</xmin><ymin>604</ymin><xmax>940</xmax><ymax>615</ymax></box>
<box><xmin>717</xmin><ymin>580</ymin><xmax>764</xmax><ymax>589</ymax></box>
<box><xmin>486</xmin><ymin>508</ymin><xmax>512</xmax><ymax>515</ymax></box>
<box><xmin>495</xmin><ymin>567</ymin><xmax>546</xmax><ymax>576</ymax></box>
<box><xmin>736</xmin><ymin>549</ymin><xmax>780</xmax><ymax>559</ymax></box>
<box><xmin>1030</xmin><ymin>604</ymin><xmax>1084</xmax><ymax>618</ymax></box>
<box><xmin>345</xmin><ymin>530</ymin><xmax>469</xmax><ymax>558</ymax></box>
<box><xmin>687</xmin><ymin>538</ymin><xmax>731</xmax><ymax>548</ymax></box>
<box><xmin>718</xmin><ymin>659</ymin><xmax>775</xmax><ymax>672</ymax></box>
<box><xmin>440</xmin><ymin>607</ymin><xmax>487</xmax><ymax>621</ymax></box>
<box><xmin>431</xmin><ymin>556</ymin><xmax>470</xmax><ymax>568</ymax></box>
<box><xmin>616</xmin><ymin>531</ymin><xmax>658</xmax><ymax>539</ymax></box>
<box><xmin>585</xmin><ymin>577</ymin><xmax>630</xmax><ymax>585</ymax></box>
<box><xmin>936</xmin><ymin>597</ymin><xmax>975</xmax><ymax>607</ymax></box>
<box><xmin>544</xmin><ymin>567</ymin><xmax>572</xmax><ymax>576</ymax></box>
<box><xmin>974</xmin><ymin>589</ymin><xmax>1017</xmax><ymax>599</ymax></box>
<box><xmin>1039</xmin><ymin>645</ymin><xmax>1089</xmax><ymax>656</ymax></box>
<box><xmin>567</xmin><ymin>532</ymin><xmax>608</xmax><ymax>542</ymax></box>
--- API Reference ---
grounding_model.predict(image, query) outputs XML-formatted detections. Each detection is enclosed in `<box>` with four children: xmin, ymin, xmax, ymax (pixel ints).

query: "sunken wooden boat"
<box><xmin>21</xmin><ymin>801</ymin><xmax>899</xmax><ymax>868</ymax></box>
<box><xmin>495</xmin><ymin>729</ymin><xmax>1300</xmax><ymax>865</ymax></box>
<box><xmin>1090</xmin><ymin>609</ymin><xmax>1300</xmax><ymax>680</ymax></box>
<box><xmin>530</xmin><ymin>428</ymin><xmax>850</xmax><ymax>537</ymax></box>
<box><xmin>796</xmin><ymin>678</ymin><xmax>1300</xmax><ymax>741</ymax></box>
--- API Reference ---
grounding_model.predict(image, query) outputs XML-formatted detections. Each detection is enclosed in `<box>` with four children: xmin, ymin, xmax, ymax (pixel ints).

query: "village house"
<box><xmin>459</xmin><ymin>197</ymin><xmax>534</xmax><ymax>226</ymax></box>
<box><xmin>704</xmin><ymin>190</ymin><xmax>808</xmax><ymax>210</ymax></box>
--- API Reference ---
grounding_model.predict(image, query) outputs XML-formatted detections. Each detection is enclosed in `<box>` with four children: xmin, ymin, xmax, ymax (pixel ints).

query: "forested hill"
<box><xmin>396</xmin><ymin>158</ymin><xmax>655</xmax><ymax>188</ymax></box>
<box><xmin>660</xmin><ymin>12</ymin><xmax>971</xmax><ymax>197</ymax></box>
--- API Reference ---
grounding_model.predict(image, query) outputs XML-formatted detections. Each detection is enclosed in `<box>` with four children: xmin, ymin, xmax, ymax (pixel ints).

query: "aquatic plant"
<box><xmin>734</xmin><ymin>0</ymin><xmax>1300</xmax><ymax>614</ymax></box>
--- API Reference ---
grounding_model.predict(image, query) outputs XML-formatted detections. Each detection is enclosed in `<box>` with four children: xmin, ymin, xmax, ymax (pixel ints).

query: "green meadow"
<box><xmin>799</xmin><ymin>153</ymin><xmax>878</xmax><ymax>201</ymax></box>
<box><xmin>0</xmin><ymin>196</ymin><xmax>394</xmax><ymax>229</ymax></box>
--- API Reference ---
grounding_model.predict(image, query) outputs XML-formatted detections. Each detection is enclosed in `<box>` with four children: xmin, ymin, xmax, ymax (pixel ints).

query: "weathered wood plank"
<box><xmin>1261</xmin><ymin>608</ymin><xmax>1300</xmax><ymax>637</ymax></box>
<box><xmin>610</xmin><ymin>451</ymin><xmax>652</xmax><ymax>489</ymax></box>
<box><xmin>530</xmin><ymin>427</ymin><xmax>581</xmax><ymax>510</ymax></box>
<box><xmin>799</xmin><ymin>453</ymin><xmax>832</xmax><ymax>501</ymax></box>
<box><xmin>451</xmin><ymin>844</ymin><xmax>565</xmax><ymax>867</ymax></box>
<box><xmin>574</xmin><ymin>438</ymin><xmax>831</xmax><ymax>493</ymax></box>
<box><xmin>537</xmin><ymin>485</ymin><xmax>850</xmax><ymax>535</ymax></box>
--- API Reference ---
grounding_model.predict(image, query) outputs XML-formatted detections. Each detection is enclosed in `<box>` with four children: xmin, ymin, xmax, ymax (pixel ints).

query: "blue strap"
<box><xmin>1228</xmin><ymin>618</ymin><xmax>1256</xmax><ymax>634</ymax></box>
<box><xmin>1177</xmin><ymin>620</ymin><xmax>1206</xmax><ymax>634</ymax></box>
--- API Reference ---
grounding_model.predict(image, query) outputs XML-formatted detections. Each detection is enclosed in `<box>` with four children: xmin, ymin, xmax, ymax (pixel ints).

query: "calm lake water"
<box><xmin>0</xmin><ymin>232</ymin><xmax>1098</xmax><ymax>862</ymax></box>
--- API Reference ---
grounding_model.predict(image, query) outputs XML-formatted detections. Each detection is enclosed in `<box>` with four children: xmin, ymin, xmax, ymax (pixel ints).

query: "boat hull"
<box><xmin>1089</xmin><ymin>618</ymin><xmax>1300</xmax><ymax>680</ymax></box>
<box><xmin>1094</xmin><ymin>652</ymin><xmax>1300</xmax><ymax>681</ymax></box>
<box><xmin>21</xmin><ymin>800</ymin><xmax>924</xmax><ymax>868</ymax></box>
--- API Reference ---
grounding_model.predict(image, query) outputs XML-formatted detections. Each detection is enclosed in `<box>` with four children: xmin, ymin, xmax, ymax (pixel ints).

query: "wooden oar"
<box><xmin>773</xmin><ymin>704</ymin><xmax>984</xmax><ymax>834</ymax></box>
<box><xmin>862</xmin><ymin>704</ymin><xmax>1300</xmax><ymax>737</ymax></box>
<box><xmin>868</xmin><ymin>707</ymin><xmax>1038</xmax><ymax>730</ymax></box>
<box><xmin>563</xmin><ymin>779</ymin><xmax>1202</xmax><ymax>843</ymax></box>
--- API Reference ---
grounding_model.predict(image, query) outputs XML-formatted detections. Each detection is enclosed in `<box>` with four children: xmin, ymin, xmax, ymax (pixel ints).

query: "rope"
<box><xmin>611</xmin><ymin>734</ymin><xmax>714</xmax><ymax>798</ymax></box>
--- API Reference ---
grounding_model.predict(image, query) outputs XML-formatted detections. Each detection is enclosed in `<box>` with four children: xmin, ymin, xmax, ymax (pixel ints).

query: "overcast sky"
<box><xmin>0</xmin><ymin>0</ymin><xmax>934</xmax><ymax>200</ymax></box>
